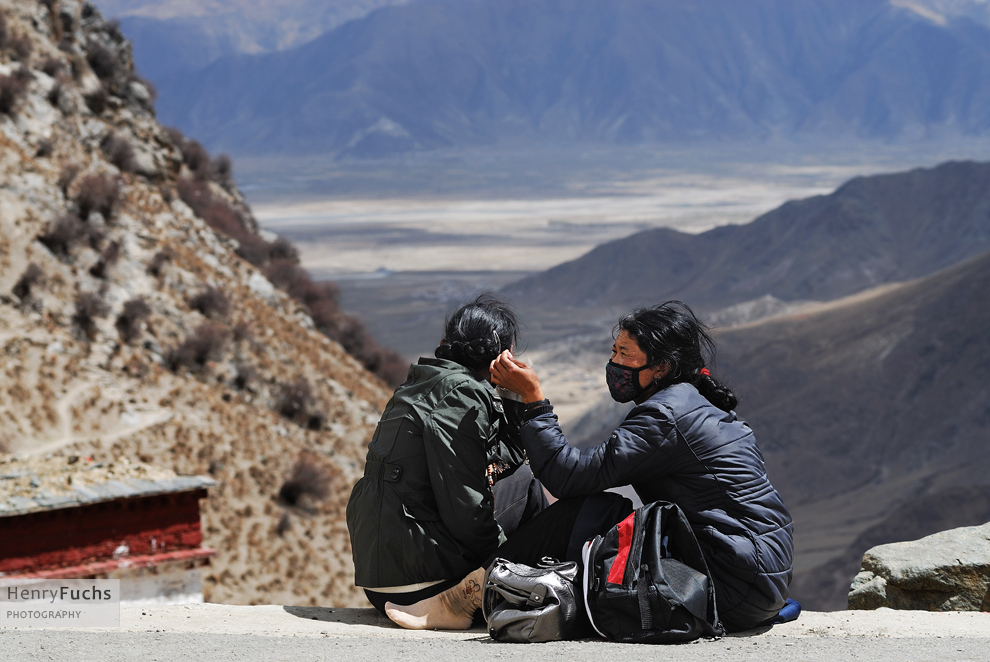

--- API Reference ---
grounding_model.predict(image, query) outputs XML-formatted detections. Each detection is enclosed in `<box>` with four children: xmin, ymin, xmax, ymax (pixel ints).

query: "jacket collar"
<box><xmin>417</xmin><ymin>357</ymin><xmax>494</xmax><ymax>389</ymax></box>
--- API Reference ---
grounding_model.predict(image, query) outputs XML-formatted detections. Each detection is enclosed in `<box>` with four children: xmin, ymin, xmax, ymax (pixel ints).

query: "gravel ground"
<box><xmin>2</xmin><ymin>605</ymin><xmax>989</xmax><ymax>661</ymax></box>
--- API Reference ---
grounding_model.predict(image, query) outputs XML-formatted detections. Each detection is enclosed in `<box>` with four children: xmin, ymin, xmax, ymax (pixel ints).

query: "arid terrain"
<box><xmin>0</xmin><ymin>0</ymin><xmax>392</xmax><ymax>608</ymax></box>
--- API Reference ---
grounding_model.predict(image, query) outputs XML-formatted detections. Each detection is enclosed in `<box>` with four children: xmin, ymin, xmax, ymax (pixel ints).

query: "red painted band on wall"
<box><xmin>7</xmin><ymin>548</ymin><xmax>217</xmax><ymax>579</ymax></box>
<box><xmin>0</xmin><ymin>489</ymin><xmax>208</xmax><ymax>574</ymax></box>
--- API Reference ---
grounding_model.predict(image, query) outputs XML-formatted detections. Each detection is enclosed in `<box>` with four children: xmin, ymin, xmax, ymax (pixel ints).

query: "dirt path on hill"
<box><xmin>25</xmin><ymin>381</ymin><xmax>173</xmax><ymax>456</ymax></box>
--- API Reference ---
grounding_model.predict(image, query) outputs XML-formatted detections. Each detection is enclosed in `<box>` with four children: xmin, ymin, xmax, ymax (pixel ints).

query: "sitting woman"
<box><xmin>387</xmin><ymin>301</ymin><xmax>793</xmax><ymax>632</ymax></box>
<box><xmin>346</xmin><ymin>295</ymin><xmax>544</xmax><ymax>615</ymax></box>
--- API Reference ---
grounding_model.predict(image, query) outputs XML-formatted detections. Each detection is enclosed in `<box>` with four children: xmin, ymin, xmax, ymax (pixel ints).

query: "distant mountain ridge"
<box><xmin>715</xmin><ymin>248</ymin><xmax>990</xmax><ymax>609</ymax></box>
<box><xmin>504</xmin><ymin>160</ymin><xmax>990</xmax><ymax>318</ymax></box>
<box><xmin>148</xmin><ymin>0</ymin><xmax>990</xmax><ymax>156</ymax></box>
<box><xmin>103</xmin><ymin>0</ymin><xmax>408</xmax><ymax>82</ymax></box>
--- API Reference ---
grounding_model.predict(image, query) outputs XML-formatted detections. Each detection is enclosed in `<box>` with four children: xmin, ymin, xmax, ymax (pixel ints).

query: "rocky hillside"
<box><xmin>0</xmin><ymin>0</ymin><xmax>397</xmax><ymax>607</ymax></box>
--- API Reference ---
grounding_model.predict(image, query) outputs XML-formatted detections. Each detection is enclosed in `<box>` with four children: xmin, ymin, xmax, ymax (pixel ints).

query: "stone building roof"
<box><xmin>0</xmin><ymin>455</ymin><xmax>216</xmax><ymax>517</ymax></box>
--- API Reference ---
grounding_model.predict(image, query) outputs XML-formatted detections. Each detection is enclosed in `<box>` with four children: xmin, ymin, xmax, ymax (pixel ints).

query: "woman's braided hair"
<box><xmin>616</xmin><ymin>301</ymin><xmax>738</xmax><ymax>412</ymax></box>
<box><xmin>434</xmin><ymin>294</ymin><xmax>518</xmax><ymax>371</ymax></box>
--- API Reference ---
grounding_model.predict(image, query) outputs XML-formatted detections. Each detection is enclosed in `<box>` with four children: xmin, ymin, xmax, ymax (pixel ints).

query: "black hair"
<box><xmin>615</xmin><ymin>301</ymin><xmax>738</xmax><ymax>412</ymax></box>
<box><xmin>435</xmin><ymin>294</ymin><xmax>518</xmax><ymax>372</ymax></box>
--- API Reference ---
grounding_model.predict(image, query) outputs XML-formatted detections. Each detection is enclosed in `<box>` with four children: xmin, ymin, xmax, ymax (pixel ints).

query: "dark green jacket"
<box><xmin>346</xmin><ymin>357</ymin><xmax>524</xmax><ymax>589</ymax></box>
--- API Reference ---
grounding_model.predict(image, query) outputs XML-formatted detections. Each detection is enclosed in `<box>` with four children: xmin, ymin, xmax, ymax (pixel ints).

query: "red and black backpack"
<box><xmin>581</xmin><ymin>501</ymin><xmax>724</xmax><ymax>643</ymax></box>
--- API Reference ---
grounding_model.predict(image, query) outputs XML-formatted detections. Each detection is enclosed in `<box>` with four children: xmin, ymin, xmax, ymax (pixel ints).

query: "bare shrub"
<box><xmin>277</xmin><ymin>452</ymin><xmax>331</xmax><ymax>507</ymax></box>
<box><xmin>189</xmin><ymin>286</ymin><xmax>229</xmax><ymax>319</ymax></box>
<box><xmin>146</xmin><ymin>249</ymin><xmax>171</xmax><ymax>277</ymax></box>
<box><xmin>236</xmin><ymin>234</ymin><xmax>270</xmax><ymax>266</ymax></box>
<box><xmin>306</xmin><ymin>411</ymin><xmax>326</xmax><ymax>431</ymax></box>
<box><xmin>105</xmin><ymin>19</ymin><xmax>124</xmax><ymax>43</ymax></box>
<box><xmin>165</xmin><ymin>323</ymin><xmax>229</xmax><ymax>373</ymax></box>
<box><xmin>84</xmin><ymin>85</ymin><xmax>108</xmax><ymax>114</ymax></box>
<box><xmin>12</xmin><ymin>263</ymin><xmax>44</xmax><ymax>300</ymax></box>
<box><xmin>212</xmin><ymin>154</ymin><xmax>232</xmax><ymax>183</ymax></box>
<box><xmin>46</xmin><ymin>81</ymin><xmax>62</xmax><ymax>107</ymax></box>
<box><xmin>73</xmin><ymin>290</ymin><xmax>110</xmax><ymax>338</ymax></box>
<box><xmin>115</xmin><ymin>297</ymin><xmax>151</xmax><ymax>344</ymax></box>
<box><xmin>264</xmin><ymin>259</ymin><xmax>338</xmax><ymax>310</ymax></box>
<box><xmin>100</xmin><ymin>133</ymin><xmax>135</xmax><ymax>173</ymax></box>
<box><xmin>84</xmin><ymin>223</ymin><xmax>106</xmax><ymax>250</ymax></box>
<box><xmin>276</xmin><ymin>378</ymin><xmax>313</xmax><ymax>424</ymax></box>
<box><xmin>39</xmin><ymin>214</ymin><xmax>86</xmax><ymax>257</ymax></box>
<box><xmin>74</xmin><ymin>173</ymin><xmax>120</xmax><ymax>220</ymax></box>
<box><xmin>268</xmin><ymin>236</ymin><xmax>299</xmax><ymax>263</ymax></box>
<box><xmin>177</xmin><ymin>180</ymin><xmax>239</xmax><ymax>232</ymax></box>
<box><xmin>10</xmin><ymin>34</ymin><xmax>32</xmax><ymax>62</ymax></box>
<box><xmin>275</xmin><ymin>512</ymin><xmax>291</xmax><ymax>537</ymax></box>
<box><xmin>176</xmin><ymin>179</ymin><xmax>268</xmax><ymax>265</ymax></box>
<box><xmin>58</xmin><ymin>163</ymin><xmax>80</xmax><ymax>195</ymax></box>
<box><xmin>233</xmin><ymin>363</ymin><xmax>256</xmax><ymax>391</ymax></box>
<box><xmin>165</xmin><ymin>126</ymin><xmax>185</xmax><ymax>147</ymax></box>
<box><xmin>333</xmin><ymin>316</ymin><xmax>410</xmax><ymax>387</ymax></box>
<box><xmin>232</xmin><ymin>320</ymin><xmax>252</xmax><ymax>343</ymax></box>
<box><xmin>180</xmin><ymin>140</ymin><xmax>212</xmax><ymax>179</ymax></box>
<box><xmin>0</xmin><ymin>69</ymin><xmax>30</xmax><ymax>115</ymax></box>
<box><xmin>168</xmin><ymin>130</ymin><xmax>231</xmax><ymax>183</ymax></box>
<box><xmin>85</xmin><ymin>42</ymin><xmax>118</xmax><ymax>81</ymax></box>
<box><xmin>89</xmin><ymin>240</ymin><xmax>120</xmax><ymax>279</ymax></box>
<box><xmin>42</xmin><ymin>56</ymin><xmax>65</xmax><ymax>78</ymax></box>
<box><xmin>35</xmin><ymin>139</ymin><xmax>54</xmax><ymax>158</ymax></box>
<box><xmin>263</xmin><ymin>258</ymin><xmax>408</xmax><ymax>385</ymax></box>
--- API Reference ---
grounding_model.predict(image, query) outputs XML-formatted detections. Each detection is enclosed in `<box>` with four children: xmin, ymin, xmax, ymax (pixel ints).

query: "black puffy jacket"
<box><xmin>521</xmin><ymin>382</ymin><xmax>793</xmax><ymax>630</ymax></box>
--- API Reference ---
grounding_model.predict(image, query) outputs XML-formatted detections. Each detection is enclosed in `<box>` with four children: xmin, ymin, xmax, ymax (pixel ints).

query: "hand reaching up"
<box><xmin>490</xmin><ymin>350</ymin><xmax>545</xmax><ymax>403</ymax></box>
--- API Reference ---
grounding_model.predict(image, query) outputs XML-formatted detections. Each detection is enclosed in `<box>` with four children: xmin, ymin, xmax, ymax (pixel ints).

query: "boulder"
<box><xmin>848</xmin><ymin>522</ymin><xmax>990</xmax><ymax>611</ymax></box>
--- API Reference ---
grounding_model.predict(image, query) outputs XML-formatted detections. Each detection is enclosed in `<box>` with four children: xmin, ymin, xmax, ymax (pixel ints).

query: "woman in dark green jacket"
<box><xmin>346</xmin><ymin>295</ymin><xmax>537</xmax><ymax>614</ymax></box>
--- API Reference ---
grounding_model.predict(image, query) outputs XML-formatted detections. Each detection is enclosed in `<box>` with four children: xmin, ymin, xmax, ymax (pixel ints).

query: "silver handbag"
<box><xmin>482</xmin><ymin>557</ymin><xmax>582</xmax><ymax>642</ymax></box>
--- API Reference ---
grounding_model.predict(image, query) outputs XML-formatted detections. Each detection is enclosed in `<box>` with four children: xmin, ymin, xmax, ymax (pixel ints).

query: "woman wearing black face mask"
<box><xmin>386</xmin><ymin>301</ymin><xmax>792</xmax><ymax>633</ymax></box>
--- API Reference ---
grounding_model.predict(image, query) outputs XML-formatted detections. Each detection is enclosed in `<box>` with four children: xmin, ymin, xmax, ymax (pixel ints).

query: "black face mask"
<box><xmin>605</xmin><ymin>361</ymin><xmax>652</xmax><ymax>403</ymax></box>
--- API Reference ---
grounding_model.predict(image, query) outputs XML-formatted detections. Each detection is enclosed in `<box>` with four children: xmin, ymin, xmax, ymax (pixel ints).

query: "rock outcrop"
<box><xmin>0</xmin><ymin>0</ymin><xmax>394</xmax><ymax>606</ymax></box>
<box><xmin>848</xmin><ymin>523</ymin><xmax>990</xmax><ymax>611</ymax></box>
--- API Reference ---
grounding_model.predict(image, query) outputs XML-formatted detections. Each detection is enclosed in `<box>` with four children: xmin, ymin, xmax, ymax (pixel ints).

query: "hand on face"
<box><xmin>489</xmin><ymin>350</ymin><xmax>545</xmax><ymax>403</ymax></box>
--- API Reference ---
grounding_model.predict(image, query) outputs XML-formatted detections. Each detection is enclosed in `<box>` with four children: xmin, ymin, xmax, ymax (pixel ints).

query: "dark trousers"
<box><xmin>486</xmin><ymin>491</ymin><xmax>633</xmax><ymax>568</ymax></box>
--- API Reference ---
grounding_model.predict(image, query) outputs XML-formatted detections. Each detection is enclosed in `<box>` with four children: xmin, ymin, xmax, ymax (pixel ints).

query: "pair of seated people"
<box><xmin>346</xmin><ymin>296</ymin><xmax>793</xmax><ymax>632</ymax></box>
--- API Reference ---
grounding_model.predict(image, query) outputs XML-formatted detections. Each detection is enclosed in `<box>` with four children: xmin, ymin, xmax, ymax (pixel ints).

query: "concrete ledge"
<box><xmin>3</xmin><ymin>605</ymin><xmax>990</xmax><ymax>662</ymax></box>
<box><xmin>7</xmin><ymin>603</ymin><xmax>989</xmax><ymax>639</ymax></box>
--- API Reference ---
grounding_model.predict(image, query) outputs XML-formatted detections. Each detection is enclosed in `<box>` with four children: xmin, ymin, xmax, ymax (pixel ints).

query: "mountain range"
<box><xmin>505</xmin><ymin>159</ymin><xmax>990</xmax><ymax>327</ymax></box>
<box><xmin>716</xmin><ymin>249</ymin><xmax>990</xmax><ymax>609</ymax></box>
<box><xmin>543</xmin><ymin>240</ymin><xmax>990</xmax><ymax>610</ymax></box>
<box><xmin>136</xmin><ymin>0</ymin><xmax>990</xmax><ymax>157</ymax></box>
<box><xmin>505</xmin><ymin>159</ymin><xmax>990</xmax><ymax>610</ymax></box>
<box><xmin>101</xmin><ymin>0</ymin><xmax>407</xmax><ymax>82</ymax></box>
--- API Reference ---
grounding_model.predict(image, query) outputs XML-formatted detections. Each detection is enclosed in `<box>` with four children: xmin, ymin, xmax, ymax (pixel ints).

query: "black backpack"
<box><xmin>581</xmin><ymin>501</ymin><xmax>724</xmax><ymax>643</ymax></box>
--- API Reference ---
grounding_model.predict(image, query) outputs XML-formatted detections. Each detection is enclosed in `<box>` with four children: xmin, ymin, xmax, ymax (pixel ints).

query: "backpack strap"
<box><xmin>638</xmin><ymin>564</ymin><xmax>652</xmax><ymax>631</ymax></box>
<box><xmin>582</xmin><ymin>539</ymin><xmax>608</xmax><ymax>639</ymax></box>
